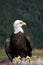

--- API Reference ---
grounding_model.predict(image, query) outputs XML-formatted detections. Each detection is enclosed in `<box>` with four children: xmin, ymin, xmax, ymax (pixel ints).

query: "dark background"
<box><xmin>0</xmin><ymin>0</ymin><xmax>43</xmax><ymax>49</ymax></box>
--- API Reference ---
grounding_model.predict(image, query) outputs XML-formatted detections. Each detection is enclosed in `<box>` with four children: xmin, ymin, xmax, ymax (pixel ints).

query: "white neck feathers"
<box><xmin>14</xmin><ymin>26</ymin><xmax>24</xmax><ymax>34</ymax></box>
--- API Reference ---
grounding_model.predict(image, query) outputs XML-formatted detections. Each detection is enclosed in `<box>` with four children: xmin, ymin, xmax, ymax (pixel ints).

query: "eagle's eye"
<box><xmin>20</xmin><ymin>22</ymin><xmax>22</xmax><ymax>24</ymax></box>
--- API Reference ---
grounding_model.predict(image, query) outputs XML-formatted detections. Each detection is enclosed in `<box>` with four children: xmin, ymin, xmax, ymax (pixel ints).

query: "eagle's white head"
<box><xmin>13</xmin><ymin>20</ymin><xmax>26</xmax><ymax>34</ymax></box>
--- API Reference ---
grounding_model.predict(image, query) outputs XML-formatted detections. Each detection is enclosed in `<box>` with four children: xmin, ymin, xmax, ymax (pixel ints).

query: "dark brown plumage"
<box><xmin>5</xmin><ymin>32</ymin><xmax>32</xmax><ymax>62</ymax></box>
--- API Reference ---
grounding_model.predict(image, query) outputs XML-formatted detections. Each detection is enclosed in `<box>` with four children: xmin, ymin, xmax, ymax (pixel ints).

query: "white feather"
<box><xmin>13</xmin><ymin>20</ymin><xmax>24</xmax><ymax>34</ymax></box>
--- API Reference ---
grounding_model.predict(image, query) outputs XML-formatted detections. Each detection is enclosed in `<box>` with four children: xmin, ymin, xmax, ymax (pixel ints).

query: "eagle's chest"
<box><xmin>13</xmin><ymin>33</ymin><xmax>26</xmax><ymax>49</ymax></box>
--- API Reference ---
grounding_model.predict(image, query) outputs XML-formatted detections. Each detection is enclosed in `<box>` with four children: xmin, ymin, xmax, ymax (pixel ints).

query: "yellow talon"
<box><xmin>26</xmin><ymin>56</ymin><xmax>31</xmax><ymax>61</ymax></box>
<box><xmin>13</xmin><ymin>56</ymin><xmax>21</xmax><ymax>63</ymax></box>
<box><xmin>17</xmin><ymin>56</ymin><xmax>21</xmax><ymax>60</ymax></box>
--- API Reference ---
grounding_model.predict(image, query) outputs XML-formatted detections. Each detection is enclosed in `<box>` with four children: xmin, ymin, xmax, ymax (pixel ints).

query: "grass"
<box><xmin>0</xmin><ymin>49</ymin><xmax>43</xmax><ymax>57</ymax></box>
<box><xmin>32</xmin><ymin>49</ymin><xmax>43</xmax><ymax>56</ymax></box>
<box><xmin>0</xmin><ymin>49</ymin><xmax>7</xmax><ymax>57</ymax></box>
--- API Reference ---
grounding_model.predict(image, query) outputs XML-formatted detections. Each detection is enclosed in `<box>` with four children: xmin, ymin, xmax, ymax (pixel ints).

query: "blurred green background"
<box><xmin>0</xmin><ymin>0</ymin><xmax>43</xmax><ymax>49</ymax></box>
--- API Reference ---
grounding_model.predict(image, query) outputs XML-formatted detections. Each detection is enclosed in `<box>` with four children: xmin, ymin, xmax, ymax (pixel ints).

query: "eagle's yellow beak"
<box><xmin>21</xmin><ymin>22</ymin><xmax>26</xmax><ymax>26</ymax></box>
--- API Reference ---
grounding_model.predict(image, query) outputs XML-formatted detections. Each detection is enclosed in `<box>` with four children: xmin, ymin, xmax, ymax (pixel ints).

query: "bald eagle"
<box><xmin>5</xmin><ymin>20</ymin><xmax>32</xmax><ymax>62</ymax></box>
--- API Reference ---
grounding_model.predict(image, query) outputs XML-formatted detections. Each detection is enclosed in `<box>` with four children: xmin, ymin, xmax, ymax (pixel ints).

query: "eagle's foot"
<box><xmin>14</xmin><ymin>56</ymin><xmax>21</xmax><ymax>61</ymax></box>
<box><xmin>17</xmin><ymin>56</ymin><xmax>21</xmax><ymax>61</ymax></box>
<box><xmin>26</xmin><ymin>56</ymin><xmax>31</xmax><ymax>62</ymax></box>
<box><xmin>13</xmin><ymin>56</ymin><xmax>21</xmax><ymax>63</ymax></box>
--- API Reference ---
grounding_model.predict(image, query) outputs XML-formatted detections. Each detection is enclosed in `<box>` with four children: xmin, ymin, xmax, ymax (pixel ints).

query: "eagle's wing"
<box><xmin>25</xmin><ymin>36</ymin><xmax>32</xmax><ymax>57</ymax></box>
<box><xmin>5</xmin><ymin>38</ymin><xmax>12</xmax><ymax>61</ymax></box>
